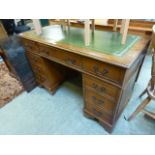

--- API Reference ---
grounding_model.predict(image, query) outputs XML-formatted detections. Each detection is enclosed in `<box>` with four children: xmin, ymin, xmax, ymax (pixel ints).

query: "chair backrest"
<box><xmin>150</xmin><ymin>25</ymin><xmax>155</xmax><ymax>90</ymax></box>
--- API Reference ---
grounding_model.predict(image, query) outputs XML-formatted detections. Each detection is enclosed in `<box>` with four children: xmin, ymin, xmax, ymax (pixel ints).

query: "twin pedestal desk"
<box><xmin>20</xmin><ymin>26</ymin><xmax>150</xmax><ymax>133</ymax></box>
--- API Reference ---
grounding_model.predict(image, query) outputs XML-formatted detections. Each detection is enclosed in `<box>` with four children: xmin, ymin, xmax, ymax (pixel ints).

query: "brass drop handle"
<box><xmin>39</xmin><ymin>48</ymin><xmax>50</xmax><ymax>56</ymax></box>
<box><xmin>92</xmin><ymin>96</ymin><xmax>104</xmax><ymax>105</ymax></box>
<box><xmin>66</xmin><ymin>58</ymin><xmax>76</xmax><ymax>65</ymax></box>
<box><xmin>92</xmin><ymin>108</ymin><xmax>102</xmax><ymax>117</ymax></box>
<box><xmin>92</xmin><ymin>83</ymin><xmax>106</xmax><ymax>93</ymax></box>
<box><xmin>101</xmin><ymin>68</ymin><xmax>109</xmax><ymax>76</ymax></box>
<box><xmin>44</xmin><ymin>50</ymin><xmax>49</xmax><ymax>56</ymax></box>
<box><xmin>93</xmin><ymin>65</ymin><xmax>109</xmax><ymax>76</ymax></box>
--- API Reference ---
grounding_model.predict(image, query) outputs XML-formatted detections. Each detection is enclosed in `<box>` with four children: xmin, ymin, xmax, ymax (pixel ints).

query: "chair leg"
<box><xmin>120</xmin><ymin>19</ymin><xmax>126</xmax><ymax>34</ymax></box>
<box><xmin>113</xmin><ymin>19</ymin><xmax>118</xmax><ymax>31</ymax></box>
<box><xmin>139</xmin><ymin>88</ymin><xmax>147</xmax><ymax>98</ymax></box>
<box><xmin>84</xmin><ymin>19</ymin><xmax>90</xmax><ymax>46</ymax></box>
<box><xmin>121</xmin><ymin>19</ymin><xmax>130</xmax><ymax>45</ymax></box>
<box><xmin>91</xmin><ymin>19</ymin><xmax>95</xmax><ymax>34</ymax></box>
<box><xmin>32</xmin><ymin>19</ymin><xmax>42</xmax><ymax>35</ymax></box>
<box><xmin>128</xmin><ymin>96</ymin><xmax>151</xmax><ymax>121</ymax></box>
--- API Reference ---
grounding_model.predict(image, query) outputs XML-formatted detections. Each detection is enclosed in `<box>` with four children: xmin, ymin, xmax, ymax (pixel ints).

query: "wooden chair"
<box><xmin>128</xmin><ymin>25</ymin><xmax>155</xmax><ymax>121</ymax></box>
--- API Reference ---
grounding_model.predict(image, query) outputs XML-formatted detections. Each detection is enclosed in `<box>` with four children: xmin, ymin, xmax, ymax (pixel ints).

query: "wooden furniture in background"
<box><xmin>128</xmin><ymin>26</ymin><xmax>155</xmax><ymax>121</ymax></box>
<box><xmin>20</xmin><ymin>26</ymin><xmax>150</xmax><ymax>133</ymax></box>
<box><xmin>0</xmin><ymin>21</ymin><xmax>8</xmax><ymax>40</ymax></box>
<box><xmin>109</xmin><ymin>19</ymin><xmax>155</xmax><ymax>33</ymax></box>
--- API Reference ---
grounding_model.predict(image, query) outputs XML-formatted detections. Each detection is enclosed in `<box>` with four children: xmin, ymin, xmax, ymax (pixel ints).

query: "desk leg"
<box><xmin>113</xmin><ymin>19</ymin><xmax>118</xmax><ymax>31</ymax></box>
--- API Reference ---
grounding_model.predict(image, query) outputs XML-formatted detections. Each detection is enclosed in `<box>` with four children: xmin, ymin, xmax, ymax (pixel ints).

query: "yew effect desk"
<box><xmin>20</xmin><ymin>25</ymin><xmax>150</xmax><ymax>133</ymax></box>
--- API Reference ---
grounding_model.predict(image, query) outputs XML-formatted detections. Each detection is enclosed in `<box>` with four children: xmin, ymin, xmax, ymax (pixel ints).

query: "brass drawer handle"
<box><xmin>92</xmin><ymin>83</ymin><xmax>106</xmax><ymax>93</ymax></box>
<box><xmin>39</xmin><ymin>47</ymin><xmax>49</xmax><ymax>55</ymax></box>
<box><xmin>101</xmin><ymin>68</ymin><xmax>109</xmax><ymax>76</ymax></box>
<box><xmin>44</xmin><ymin>50</ymin><xmax>50</xmax><ymax>56</ymax></box>
<box><xmin>93</xmin><ymin>65</ymin><xmax>109</xmax><ymax>76</ymax></box>
<box><xmin>92</xmin><ymin>108</ymin><xmax>102</xmax><ymax>117</ymax></box>
<box><xmin>92</xmin><ymin>96</ymin><xmax>104</xmax><ymax>105</ymax></box>
<box><xmin>66</xmin><ymin>58</ymin><xmax>76</xmax><ymax>65</ymax></box>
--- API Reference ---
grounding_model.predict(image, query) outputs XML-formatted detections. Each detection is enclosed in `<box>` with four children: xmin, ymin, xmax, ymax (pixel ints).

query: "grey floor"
<box><xmin>0</xmin><ymin>54</ymin><xmax>155</xmax><ymax>135</ymax></box>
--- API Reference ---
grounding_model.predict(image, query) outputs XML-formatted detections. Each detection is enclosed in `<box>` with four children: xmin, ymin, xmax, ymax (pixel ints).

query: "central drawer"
<box><xmin>38</xmin><ymin>43</ymin><xmax>83</xmax><ymax>69</ymax></box>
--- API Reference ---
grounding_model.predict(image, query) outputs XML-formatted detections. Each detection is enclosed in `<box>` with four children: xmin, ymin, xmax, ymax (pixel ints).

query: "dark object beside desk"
<box><xmin>0</xmin><ymin>35</ymin><xmax>36</xmax><ymax>92</ymax></box>
<box><xmin>20</xmin><ymin>26</ymin><xmax>150</xmax><ymax>133</ymax></box>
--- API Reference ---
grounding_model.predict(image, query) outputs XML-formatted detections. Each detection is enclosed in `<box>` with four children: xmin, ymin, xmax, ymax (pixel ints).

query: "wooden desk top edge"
<box><xmin>19</xmin><ymin>26</ymin><xmax>150</xmax><ymax>69</ymax></box>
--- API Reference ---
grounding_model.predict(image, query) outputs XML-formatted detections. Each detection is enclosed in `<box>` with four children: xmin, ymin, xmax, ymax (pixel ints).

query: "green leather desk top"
<box><xmin>40</xmin><ymin>25</ymin><xmax>140</xmax><ymax>56</ymax></box>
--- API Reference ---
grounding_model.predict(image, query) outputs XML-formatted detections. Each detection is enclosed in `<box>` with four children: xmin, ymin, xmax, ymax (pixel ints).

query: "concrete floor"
<box><xmin>0</xmin><ymin>54</ymin><xmax>155</xmax><ymax>134</ymax></box>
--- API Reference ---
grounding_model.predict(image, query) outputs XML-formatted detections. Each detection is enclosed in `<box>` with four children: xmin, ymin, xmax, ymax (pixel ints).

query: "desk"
<box><xmin>20</xmin><ymin>25</ymin><xmax>150</xmax><ymax>133</ymax></box>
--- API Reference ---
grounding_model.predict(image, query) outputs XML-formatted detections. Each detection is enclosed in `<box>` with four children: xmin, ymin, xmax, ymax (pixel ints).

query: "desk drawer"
<box><xmin>22</xmin><ymin>39</ymin><xmax>38</xmax><ymax>52</ymax></box>
<box><xmin>27</xmin><ymin>52</ymin><xmax>44</xmax><ymax>66</ymax></box>
<box><xmin>83</xmin><ymin>74</ymin><xmax>120</xmax><ymax>101</ymax></box>
<box><xmin>84</xmin><ymin>88</ymin><xmax>115</xmax><ymax>115</ymax></box>
<box><xmin>38</xmin><ymin>43</ymin><xmax>82</xmax><ymax>69</ymax></box>
<box><xmin>38</xmin><ymin>44</ymin><xmax>62</xmax><ymax>58</ymax></box>
<box><xmin>83</xmin><ymin>58</ymin><xmax>125</xmax><ymax>85</ymax></box>
<box><xmin>85</xmin><ymin>101</ymin><xmax>113</xmax><ymax>124</ymax></box>
<box><xmin>63</xmin><ymin>52</ymin><xmax>82</xmax><ymax>69</ymax></box>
